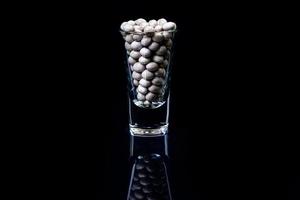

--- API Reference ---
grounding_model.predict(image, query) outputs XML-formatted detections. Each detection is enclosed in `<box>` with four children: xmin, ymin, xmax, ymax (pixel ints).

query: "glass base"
<box><xmin>130</xmin><ymin>124</ymin><xmax>168</xmax><ymax>136</ymax></box>
<box><xmin>129</xmin><ymin>97</ymin><xmax>169</xmax><ymax>136</ymax></box>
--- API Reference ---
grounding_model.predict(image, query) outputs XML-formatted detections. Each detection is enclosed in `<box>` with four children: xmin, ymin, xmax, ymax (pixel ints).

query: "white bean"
<box><xmin>148</xmin><ymin>42</ymin><xmax>160</xmax><ymax>51</ymax></box>
<box><xmin>132</xmin><ymin>62</ymin><xmax>145</xmax><ymax>73</ymax></box>
<box><xmin>156</xmin><ymin>46</ymin><xmax>167</xmax><ymax>56</ymax></box>
<box><xmin>138</xmin><ymin>56</ymin><xmax>151</xmax><ymax>65</ymax></box>
<box><xmin>128</xmin><ymin>57</ymin><xmax>137</xmax><ymax>65</ymax></box>
<box><xmin>125</xmin><ymin>34</ymin><xmax>134</xmax><ymax>43</ymax></box>
<box><xmin>146</xmin><ymin>92</ymin><xmax>157</xmax><ymax>101</ymax></box>
<box><xmin>131</xmin><ymin>41</ymin><xmax>142</xmax><ymax>51</ymax></box>
<box><xmin>166</xmin><ymin>50</ymin><xmax>171</xmax><ymax>58</ymax></box>
<box><xmin>130</xmin><ymin>51</ymin><xmax>141</xmax><ymax>59</ymax></box>
<box><xmin>157</xmin><ymin>18</ymin><xmax>167</xmax><ymax>25</ymax></box>
<box><xmin>134</xmin><ymin>25</ymin><xmax>143</xmax><ymax>33</ymax></box>
<box><xmin>148</xmin><ymin>85</ymin><xmax>161</xmax><ymax>94</ymax></box>
<box><xmin>146</xmin><ymin>62</ymin><xmax>159</xmax><ymax>72</ymax></box>
<box><xmin>163</xmin><ymin>31</ymin><xmax>172</xmax><ymax>39</ymax></box>
<box><xmin>142</xmin><ymin>70</ymin><xmax>154</xmax><ymax>80</ymax></box>
<box><xmin>133</xmin><ymin>34</ymin><xmax>143</xmax><ymax>41</ymax></box>
<box><xmin>162</xmin><ymin>22</ymin><xmax>176</xmax><ymax>31</ymax></box>
<box><xmin>152</xmin><ymin>32</ymin><xmax>164</xmax><ymax>43</ymax></box>
<box><xmin>149</xmin><ymin>20</ymin><xmax>157</xmax><ymax>27</ymax></box>
<box><xmin>137</xmin><ymin>93</ymin><xmax>146</xmax><ymax>100</ymax></box>
<box><xmin>143</xmin><ymin>100</ymin><xmax>151</xmax><ymax>106</ymax></box>
<box><xmin>144</xmin><ymin>26</ymin><xmax>155</xmax><ymax>33</ymax></box>
<box><xmin>120</xmin><ymin>22</ymin><xmax>127</xmax><ymax>30</ymax></box>
<box><xmin>139</xmin><ymin>79</ymin><xmax>151</xmax><ymax>87</ymax></box>
<box><xmin>153</xmin><ymin>55</ymin><xmax>164</xmax><ymax>63</ymax></box>
<box><xmin>155</xmin><ymin>68</ymin><xmax>166</xmax><ymax>77</ymax></box>
<box><xmin>137</xmin><ymin>85</ymin><xmax>148</xmax><ymax>94</ymax></box>
<box><xmin>165</xmin><ymin>39</ymin><xmax>173</xmax><ymax>48</ymax></box>
<box><xmin>133</xmin><ymin>80</ymin><xmax>139</xmax><ymax>86</ymax></box>
<box><xmin>121</xmin><ymin>32</ymin><xmax>126</xmax><ymax>38</ymax></box>
<box><xmin>140</xmin><ymin>48</ymin><xmax>152</xmax><ymax>57</ymax></box>
<box><xmin>123</xmin><ymin>24</ymin><xmax>134</xmax><ymax>32</ymax></box>
<box><xmin>135</xmin><ymin>18</ymin><xmax>146</xmax><ymax>25</ymax></box>
<box><xmin>162</xmin><ymin>59</ymin><xmax>169</xmax><ymax>68</ymax></box>
<box><xmin>140</xmin><ymin>22</ymin><xmax>149</xmax><ymax>29</ymax></box>
<box><xmin>154</xmin><ymin>25</ymin><xmax>163</xmax><ymax>32</ymax></box>
<box><xmin>141</xmin><ymin>37</ymin><xmax>152</xmax><ymax>46</ymax></box>
<box><xmin>125</xmin><ymin>42</ymin><xmax>132</xmax><ymax>51</ymax></box>
<box><xmin>127</xmin><ymin>20</ymin><xmax>135</xmax><ymax>25</ymax></box>
<box><xmin>152</xmin><ymin>77</ymin><xmax>165</xmax><ymax>86</ymax></box>
<box><xmin>132</xmin><ymin>71</ymin><xmax>142</xmax><ymax>80</ymax></box>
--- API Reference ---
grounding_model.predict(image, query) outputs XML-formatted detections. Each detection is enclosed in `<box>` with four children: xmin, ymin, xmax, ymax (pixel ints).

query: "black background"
<box><xmin>18</xmin><ymin>2</ymin><xmax>295</xmax><ymax>199</ymax></box>
<box><xmin>96</xmin><ymin>4</ymin><xmax>273</xmax><ymax>200</ymax></box>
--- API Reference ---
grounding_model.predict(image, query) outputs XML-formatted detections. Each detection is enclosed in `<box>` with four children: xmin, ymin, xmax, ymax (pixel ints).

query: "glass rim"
<box><xmin>120</xmin><ymin>29</ymin><xmax>177</xmax><ymax>35</ymax></box>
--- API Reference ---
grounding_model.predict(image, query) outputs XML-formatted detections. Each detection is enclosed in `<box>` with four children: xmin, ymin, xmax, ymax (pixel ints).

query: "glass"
<box><xmin>120</xmin><ymin>29</ymin><xmax>176</xmax><ymax>136</ymax></box>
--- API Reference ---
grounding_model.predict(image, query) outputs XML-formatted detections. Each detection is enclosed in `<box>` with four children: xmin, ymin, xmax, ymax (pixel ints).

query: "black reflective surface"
<box><xmin>19</xmin><ymin>2</ymin><xmax>290</xmax><ymax>199</ymax></box>
<box><xmin>128</xmin><ymin>154</ymin><xmax>172</xmax><ymax>200</ymax></box>
<box><xmin>94</xmin><ymin>6</ymin><xmax>286</xmax><ymax>200</ymax></box>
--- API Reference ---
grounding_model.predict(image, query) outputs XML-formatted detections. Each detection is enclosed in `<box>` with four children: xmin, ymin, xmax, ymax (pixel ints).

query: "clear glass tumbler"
<box><xmin>120</xmin><ymin>29</ymin><xmax>176</xmax><ymax>136</ymax></box>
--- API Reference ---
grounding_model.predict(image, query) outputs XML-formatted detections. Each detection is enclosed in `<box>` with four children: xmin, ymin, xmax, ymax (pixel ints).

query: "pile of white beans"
<box><xmin>120</xmin><ymin>18</ymin><xmax>176</xmax><ymax>107</ymax></box>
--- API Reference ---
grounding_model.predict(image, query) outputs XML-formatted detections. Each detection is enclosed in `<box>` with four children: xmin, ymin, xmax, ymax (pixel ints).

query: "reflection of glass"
<box><xmin>120</xmin><ymin>30</ymin><xmax>176</xmax><ymax>136</ymax></box>
<box><xmin>127</xmin><ymin>154</ymin><xmax>172</xmax><ymax>200</ymax></box>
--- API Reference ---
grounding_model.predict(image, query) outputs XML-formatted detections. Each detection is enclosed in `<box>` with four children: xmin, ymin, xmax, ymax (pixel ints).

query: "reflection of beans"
<box><xmin>134</xmin><ymin>190</ymin><xmax>145</xmax><ymax>199</ymax></box>
<box><xmin>128</xmin><ymin>154</ymin><xmax>170</xmax><ymax>199</ymax></box>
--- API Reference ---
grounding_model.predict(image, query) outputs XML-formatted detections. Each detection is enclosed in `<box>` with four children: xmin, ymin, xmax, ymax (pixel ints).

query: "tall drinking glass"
<box><xmin>120</xmin><ymin>28</ymin><xmax>176</xmax><ymax>137</ymax></box>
